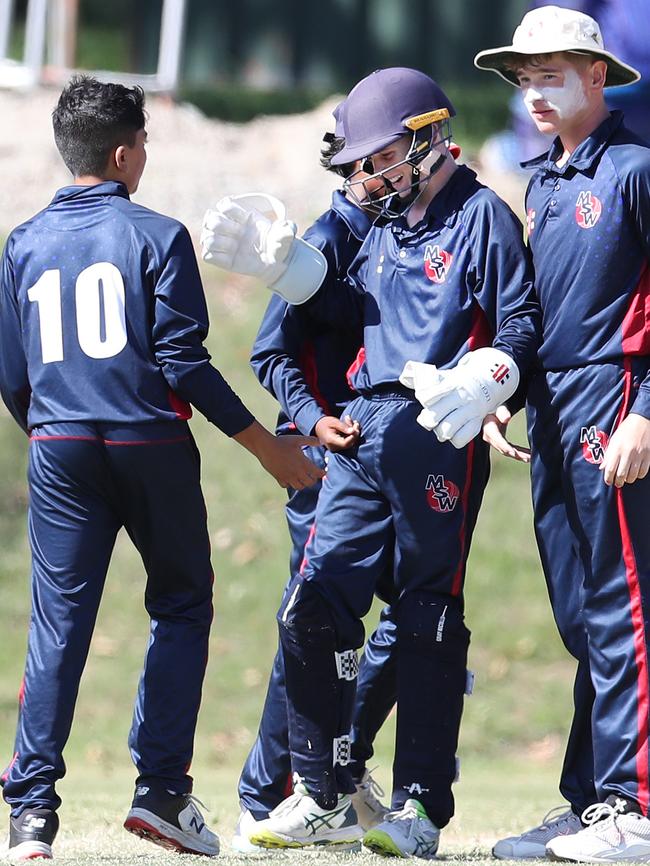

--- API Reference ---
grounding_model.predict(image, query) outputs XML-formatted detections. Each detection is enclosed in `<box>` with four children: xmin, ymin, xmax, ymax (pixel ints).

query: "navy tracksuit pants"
<box><xmin>238</xmin><ymin>445</ymin><xmax>399</xmax><ymax>819</ymax></box>
<box><xmin>2</xmin><ymin>421</ymin><xmax>214</xmax><ymax>816</ymax></box>
<box><xmin>528</xmin><ymin>360</ymin><xmax>650</xmax><ymax>814</ymax></box>
<box><xmin>278</xmin><ymin>394</ymin><xmax>490</xmax><ymax>827</ymax></box>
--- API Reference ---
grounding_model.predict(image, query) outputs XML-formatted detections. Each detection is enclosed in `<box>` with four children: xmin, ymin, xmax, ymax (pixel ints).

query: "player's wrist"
<box><xmin>232</xmin><ymin>419</ymin><xmax>275</xmax><ymax>460</ymax></box>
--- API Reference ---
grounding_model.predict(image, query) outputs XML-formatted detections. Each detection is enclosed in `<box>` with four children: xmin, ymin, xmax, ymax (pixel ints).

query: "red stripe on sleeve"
<box><xmin>299</xmin><ymin>340</ymin><xmax>334</xmax><ymax>415</ymax></box>
<box><xmin>346</xmin><ymin>346</ymin><xmax>366</xmax><ymax>391</ymax></box>
<box><xmin>621</xmin><ymin>263</ymin><xmax>650</xmax><ymax>355</ymax></box>
<box><xmin>467</xmin><ymin>303</ymin><xmax>493</xmax><ymax>351</ymax></box>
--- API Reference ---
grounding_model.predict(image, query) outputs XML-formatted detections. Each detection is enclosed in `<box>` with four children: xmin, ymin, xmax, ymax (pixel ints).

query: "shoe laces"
<box><xmin>166</xmin><ymin>789</ymin><xmax>208</xmax><ymax>812</ymax></box>
<box><xmin>386</xmin><ymin>802</ymin><xmax>421</xmax><ymax>824</ymax></box>
<box><xmin>579</xmin><ymin>800</ymin><xmax>630</xmax><ymax>844</ymax></box>
<box><xmin>268</xmin><ymin>791</ymin><xmax>303</xmax><ymax>818</ymax></box>
<box><xmin>358</xmin><ymin>768</ymin><xmax>386</xmax><ymax>809</ymax></box>
<box><xmin>540</xmin><ymin>805</ymin><xmax>576</xmax><ymax>827</ymax></box>
<box><xmin>581</xmin><ymin>800</ymin><xmax>626</xmax><ymax>828</ymax></box>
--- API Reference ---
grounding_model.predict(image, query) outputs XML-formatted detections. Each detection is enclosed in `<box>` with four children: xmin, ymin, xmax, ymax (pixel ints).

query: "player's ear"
<box><xmin>113</xmin><ymin>144</ymin><xmax>128</xmax><ymax>172</ymax></box>
<box><xmin>589</xmin><ymin>59</ymin><xmax>607</xmax><ymax>91</ymax></box>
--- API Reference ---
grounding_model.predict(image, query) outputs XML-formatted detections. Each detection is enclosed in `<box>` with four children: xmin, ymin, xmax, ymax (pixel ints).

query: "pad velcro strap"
<box><xmin>333</xmin><ymin>735</ymin><xmax>352</xmax><ymax>766</ymax></box>
<box><xmin>335</xmin><ymin>650</ymin><xmax>359</xmax><ymax>681</ymax></box>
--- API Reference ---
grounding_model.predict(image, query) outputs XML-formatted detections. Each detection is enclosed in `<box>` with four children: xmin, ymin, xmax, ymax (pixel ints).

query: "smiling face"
<box><xmin>368</xmin><ymin>124</ymin><xmax>451</xmax><ymax>199</ymax></box>
<box><xmin>515</xmin><ymin>52</ymin><xmax>606</xmax><ymax>136</ymax></box>
<box><xmin>369</xmin><ymin>136</ymin><xmax>414</xmax><ymax>197</ymax></box>
<box><xmin>345</xmin><ymin>158</ymin><xmax>387</xmax><ymax>210</ymax></box>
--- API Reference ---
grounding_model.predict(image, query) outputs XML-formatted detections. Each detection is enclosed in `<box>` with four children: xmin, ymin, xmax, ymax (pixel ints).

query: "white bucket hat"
<box><xmin>474</xmin><ymin>5</ymin><xmax>640</xmax><ymax>88</ymax></box>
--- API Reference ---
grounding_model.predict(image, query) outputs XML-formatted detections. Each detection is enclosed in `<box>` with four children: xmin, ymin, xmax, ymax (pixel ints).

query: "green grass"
<box><xmin>0</xmin><ymin>266</ymin><xmax>576</xmax><ymax>858</ymax></box>
<box><xmin>10</xmin><ymin>757</ymin><xmax>561</xmax><ymax>863</ymax></box>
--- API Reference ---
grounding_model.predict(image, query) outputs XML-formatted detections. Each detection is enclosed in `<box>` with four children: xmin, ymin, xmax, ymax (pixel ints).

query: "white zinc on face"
<box><xmin>522</xmin><ymin>65</ymin><xmax>589</xmax><ymax>121</ymax></box>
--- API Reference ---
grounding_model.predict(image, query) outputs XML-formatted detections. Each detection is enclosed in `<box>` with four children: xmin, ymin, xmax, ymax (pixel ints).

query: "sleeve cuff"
<box><xmin>292</xmin><ymin>401</ymin><xmax>327</xmax><ymax>437</ymax></box>
<box><xmin>216</xmin><ymin>404</ymin><xmax>256</xmax><ymax>437</ymax></box>
<box><xmin>630</xmin><ymin>387</ymin><xmax>650</xmax><ymax>421</ymax></box>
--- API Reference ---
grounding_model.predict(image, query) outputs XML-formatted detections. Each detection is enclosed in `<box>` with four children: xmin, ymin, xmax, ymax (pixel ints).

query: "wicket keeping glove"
<box><xmin>400</xmin><ymin>348</ymin><xmax>520</xmax><ymax>448</ymax></box>
<box><xmin>201</xmin><ymin>193</ymin><xmax>327</xmax><ymax>304</ymax></box>
<box><xmin>399</xmin><ymin>361</ymin><xmax>446</xmax><ymax>432</ymax></box>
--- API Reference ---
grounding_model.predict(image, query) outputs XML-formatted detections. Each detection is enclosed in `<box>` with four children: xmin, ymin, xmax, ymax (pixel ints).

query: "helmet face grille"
<box><xmin>343</xmin><ymin>119</ymin><xmax>453</xmax><ymax>220</ymax></box>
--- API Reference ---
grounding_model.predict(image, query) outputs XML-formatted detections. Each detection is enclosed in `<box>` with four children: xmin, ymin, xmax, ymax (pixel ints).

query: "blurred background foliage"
<box><xmin>8</xmin><ymin>0</ymin><xmax>525</xmax><ymax>133</ymax></box>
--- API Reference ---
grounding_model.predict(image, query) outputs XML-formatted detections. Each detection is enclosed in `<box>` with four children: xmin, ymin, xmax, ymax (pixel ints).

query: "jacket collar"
<box><xmin>393</xmin><ymin>164</ymin><xmax>479</xmax><ymax>234</ymax></box>
<box><xmin>521</xmin><ymin>110</ymin><xmax>624</xmax><ymax>175</ymax></box>
<box><xmin>330</xmin><ymin>189</ymin><xmax>373</xmax><ymax>241</ymax></box>
<box><xmin>51</xmin><ymin>180</ymin><xmax>130</xmax><ymax>205</ymax></box>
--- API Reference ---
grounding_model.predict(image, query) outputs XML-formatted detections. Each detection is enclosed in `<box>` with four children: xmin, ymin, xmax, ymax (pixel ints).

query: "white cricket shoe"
<box><xmin>352</xmin><ymin>769</ymin><xmax>390</xmax><ymax>830</ymax></box>
<box><xmin>493</xmin><ymin>806</ymin><xmax>583</xmax><ymax>859</ymax></box>
<box><xmin>249</xmin><ymin>782</ymin><xmax>363</xmax><ymax>850</ymax></box>
<box><xmin>363</xmin><ymin>798</ymin><xmax>440</xmax><ymax>858</ymax></box>
<box><xmin>231</xmin><ymin>808</ymin><xmax>265</xmax><ymax>855</ymax></box>
<box><xmin>546</xmin><ymin>798</ymin><xmax>650</xmax><ymax>863</ymax></box>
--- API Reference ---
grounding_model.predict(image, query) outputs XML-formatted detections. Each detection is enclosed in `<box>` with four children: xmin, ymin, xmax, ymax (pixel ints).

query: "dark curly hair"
<box><xmin>52</xmin><ymin>74</ymin><xmax>146</xmax><ymax>177</ymax></box>
<box><xmin>320</xmin><ymin>132</ymin><xmax>356</xmax><ymax>179</ymax></box>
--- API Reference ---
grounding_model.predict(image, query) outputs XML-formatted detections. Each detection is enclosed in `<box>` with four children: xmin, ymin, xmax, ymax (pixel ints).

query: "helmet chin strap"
<box><xmin>346</xmin><ymin>121</ymin><xmax>454</xmax><ymax>220</ymax></box>
<box><xmin>399</xmin><ymin>147</ymin><xmax>449</xmax><ymax>213</ymax></box>
<box><xmin>410</xmin><ymin>148</ymin><xmax>448</xmax><ymax>185</ymax></box>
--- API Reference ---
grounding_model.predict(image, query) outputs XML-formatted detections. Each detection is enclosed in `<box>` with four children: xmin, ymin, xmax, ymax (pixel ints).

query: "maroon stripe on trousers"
<box><xmin>614</xmin><ymin>358</ymin><xmax>649</xmax><ymax>814</ymax></box>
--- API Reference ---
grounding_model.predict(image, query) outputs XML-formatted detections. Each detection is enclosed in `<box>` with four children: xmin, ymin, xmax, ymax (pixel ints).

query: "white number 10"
<box><xmin>27</xmin><ymin>262</ymin><xmax>128</xmax><ymax>363</ymax></box>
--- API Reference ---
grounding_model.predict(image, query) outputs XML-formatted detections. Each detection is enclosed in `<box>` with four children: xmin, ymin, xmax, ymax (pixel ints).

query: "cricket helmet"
<box><xmin>331</xmin><ymin>67</ymin><xmax>455</xmax><ymax>166</ymax></box>
<box><xmin>332</xmin><ymin>68</ymin><xmax>456</xmax><ymax>218</ymax></box>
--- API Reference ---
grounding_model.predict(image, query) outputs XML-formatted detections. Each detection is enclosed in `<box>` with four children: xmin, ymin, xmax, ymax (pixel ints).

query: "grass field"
<box><xmin>3</xmin><ymin>758</ymin><xmax>561</xmax><ymax>863</ymax></box>
<box><xmin>0</xmin><ymin>264</ymin><xmax>576</xmax><ymax>860</ymax></box>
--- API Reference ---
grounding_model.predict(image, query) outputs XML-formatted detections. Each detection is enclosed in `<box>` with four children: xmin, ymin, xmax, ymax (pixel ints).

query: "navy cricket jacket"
<box><xmin>250</xmin><ymin>190</ymin><xmax>371</xmax><ymax>435</ymax></box>
<box><xmin>0</xmin><ymin>182</ymin><xmax>254</xmax><ymax>435</ymax></box>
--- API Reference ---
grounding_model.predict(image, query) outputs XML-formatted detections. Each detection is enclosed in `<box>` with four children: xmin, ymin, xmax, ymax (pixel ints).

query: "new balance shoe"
<box><xmin>231</xmin><ymin>808</ymin><xmax>265</xmax><ymax>855</ymax></box>
<box><xmin>546</xmin><ymin>795</ymin><xmax>650</xmax><ymax>862</ymax></box>
<box><xmin>363</xmin><ymin>798</ymin><xmax>440</xmax><ymax>859</ymax></box>
<box><xmin>493</xmin><ymin>806</ymin><xmax>583</xmax><ymax>859</ymax></box>
<box><xmin>124</xmin><ymin>785</ymin><xmax>219</xmax><ymax>856</ymax></box>
<box><xmin>249</xmin><ymin>782</ymin><xmax>363</xmax><ymax>849</ymax></box>
<box><xmin>352</xmin><ymin>769</ymin><xmax>390</xmax><ymax>830</ymax></box>
<box><xmin>7</xmin><ymin>808</ymin><xmax>59</xmax><ymax>860</ymax></box>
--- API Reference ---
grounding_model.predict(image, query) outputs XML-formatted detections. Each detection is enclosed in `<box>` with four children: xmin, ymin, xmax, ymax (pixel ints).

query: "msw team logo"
<box><xmin>580</xmin><ymin>426</ymin><xmax>609</xmax><ymax>465</ymax></box>
<box><xmin>424</xmin><ymin>244</ymin><xmax>453</xmax><ymax>283</ymax></box>
<box><xmin>425</xmin><ymin>475</ymin><xmax>459</xmax><ymax>512</ymax></box>
<box><xmin>575</xmin><ymin>191</ymin><xmax>602</xmax><ymax>229</ymax></box>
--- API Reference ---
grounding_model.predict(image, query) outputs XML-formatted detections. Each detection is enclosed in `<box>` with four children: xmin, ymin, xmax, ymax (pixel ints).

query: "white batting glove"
<box><xmin>400</xmin><ymin>348</ymin><xmax>520</xmax><ymax>448</ymax></box>
<box><xmin>200</xmin><ymin>193</ymin><xmax>327</xmax><ymax>304</ymax></box>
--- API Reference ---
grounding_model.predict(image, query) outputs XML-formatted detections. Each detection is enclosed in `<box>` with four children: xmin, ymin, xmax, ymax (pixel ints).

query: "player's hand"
<box><xmin>258</xmin><ymin>434</ymin><xmax>325</xmax><ymax>490</ymax></box>
<box><xmin>234</xmin><ymin>421</ymin><xmax>324</xmax><ymax>489</ymax></box>
<box><xmin>482</xmin><ymin>405</ymin><xmax>531</xmax><ymax>463</ymax></box>
<box><xmin>600</xmin><ymin>413</ymin><xmax>650</xmax><ymax>488</ymax></box>
<box><xmin>315</xmin><ymin>415</ymin><xmax>361</xmax><ymax>452</ymax></box>
<box><xmin>201</xmin><ymin>196</ymin><xmax>295</xmax><ymax>282</ymax></box>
